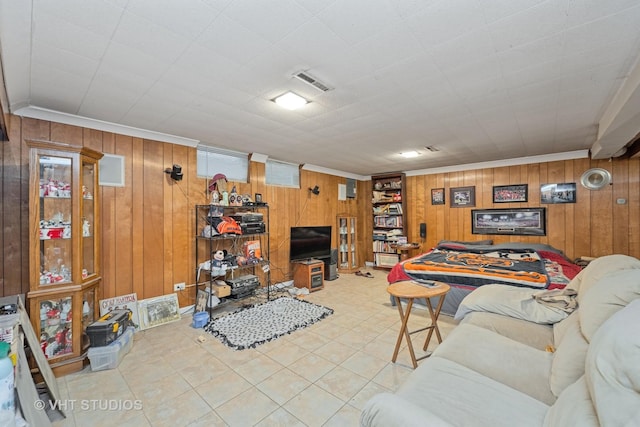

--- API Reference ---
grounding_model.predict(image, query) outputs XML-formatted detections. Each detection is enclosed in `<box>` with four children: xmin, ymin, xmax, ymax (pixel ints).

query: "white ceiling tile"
<box><xmin>175</xmin><ymin>44</ymin><xmax>242</xmax><ymax>82</ymax></box>
<box><xmin>317</xmin><ymin>0</ymin><xmax>403</xmax><ymax>45</ymax></box>
<box><xmin>197</xmin><ymin>14</ymin><xmax>274</xmax><ymax>66</ymax></box>
<box><xmin>406</xmin><ymin>0</ymin><xmax>486</xmax><ymax>47</ymax></box>
<box><xmin>495</xmin><ymin>33</ymin><xmax>565</xmax><ymax>76</ymax></box>
<box><xmin>429</xmin><ymin>27</ymin><xmax>496</xmax><ymax>72</ymax></box>
<box><xmin>31</xmin><ymin>42</ymin><xmax>100</xmax><ymax>79</ymax></box>
<box><xmin>479</xmin><ymin>0</ymin><xmax>546</xmax><ymax>25</ymax></box>
<box><xmin>35</xmin><ymin>0</ymin><xmax>125</xmax><ymax>37</ymax></box>
<box><xmin>354</xmin><ymin>24</ymin><xmax>423</xmax><ymax>71</ymax></box>
<box><xmin>563</xmin><ymin>6</ymin><xmax>640</xmax><ymax>54</ymax></box>
<box><xmin>33</xmin><ymin>10</ymin><xmax>111</xmax><ymax>61</ymax></box>
<box><xmin>223</xmin><ymin>0</ymin><xmax>314</xmax><ymax>44</ymax></box>
<box><xmin>565</xmin><ymin>0</ymin><xmax>640</xmax><ymax>28</ymax></box>
<box><xmin>99</xmin><ymin>41</ymin><xmax>170</xmax><ymax>81</ymax></box>
<box><xmin>487</xmin><ymin>0</ymin><xmax>569</xmax><ymax>52</ymax></box>
<box><xmin>125</xmin><ymin>0</ymin><xmax>219</xmax><ymax>39</ymax></box>
<box><xmin>112</xmin><ymin>11</ymin><xmax>190</xmax><ymax>63</ymax></box>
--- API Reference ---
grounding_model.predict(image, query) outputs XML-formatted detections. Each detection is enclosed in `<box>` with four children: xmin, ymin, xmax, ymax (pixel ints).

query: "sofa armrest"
<box><xmin>360</xmin><ymin>393</ymin><xmax>454</xmax><ymax>427</ymax></box>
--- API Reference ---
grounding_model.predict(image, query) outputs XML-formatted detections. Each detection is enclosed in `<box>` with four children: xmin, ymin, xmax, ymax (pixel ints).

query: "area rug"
<box><xmin>204</xmin><ymin>296</ymin><xmax>333</xmax><ymax>350</ymax></box>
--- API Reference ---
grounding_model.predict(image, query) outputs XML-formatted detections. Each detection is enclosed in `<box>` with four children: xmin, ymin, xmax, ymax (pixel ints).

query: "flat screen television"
<box><xmin>289</xmin><ymin>226</ymin><xmax>332</xmax><ymax>262</ymax></box>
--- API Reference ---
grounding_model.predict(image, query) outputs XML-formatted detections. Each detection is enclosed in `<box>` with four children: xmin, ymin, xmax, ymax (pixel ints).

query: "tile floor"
<box><xmin>52</xmin><ymin>270</ymin><xmax>458</xmax><ymax>427</ymax></box>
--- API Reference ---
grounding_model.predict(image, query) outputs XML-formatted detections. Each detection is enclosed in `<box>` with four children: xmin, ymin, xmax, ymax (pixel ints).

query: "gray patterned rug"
<box><xmin>204</xmin><ymin>296</ymin><xmax>333</xmax><ymax>350</ymax></box>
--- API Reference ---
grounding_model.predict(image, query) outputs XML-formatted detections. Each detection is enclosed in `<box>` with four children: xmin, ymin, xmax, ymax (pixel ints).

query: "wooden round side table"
<box><xmin>387</xmin><ymin>281</ymin><xmax>450</xmax><ymax>368</ymax></box>
<box><xmin>391</xmin><ymin>243</ymin><xmax>421</xmax><ymax>261</ymax></box>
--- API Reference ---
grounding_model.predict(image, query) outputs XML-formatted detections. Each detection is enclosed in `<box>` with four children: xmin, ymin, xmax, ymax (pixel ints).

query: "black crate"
<box><xmin>86</xmin><ymin>309</ymin><xmax>133</xmax><ymax>347</ymax></box>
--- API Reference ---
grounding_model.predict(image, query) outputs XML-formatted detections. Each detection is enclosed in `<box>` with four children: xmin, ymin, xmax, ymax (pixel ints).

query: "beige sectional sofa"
<box><xmin>361</xmin><ymin>254</ymin><xmax>640</xmax><ymax>427</ymax></box>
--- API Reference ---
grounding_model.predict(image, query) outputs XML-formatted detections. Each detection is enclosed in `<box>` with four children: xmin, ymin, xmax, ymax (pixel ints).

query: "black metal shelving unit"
<box><xmin>194</xmin><ymin>204</ymin><xmax>270</xmax><ymax>317</ymax></box>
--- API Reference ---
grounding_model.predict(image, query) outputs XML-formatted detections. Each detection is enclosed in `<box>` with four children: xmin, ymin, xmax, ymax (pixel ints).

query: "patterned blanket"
<box><xmin>401</xmin><ymin>246</ymin><xmax>550</xmax><ymax>289</ymax></box>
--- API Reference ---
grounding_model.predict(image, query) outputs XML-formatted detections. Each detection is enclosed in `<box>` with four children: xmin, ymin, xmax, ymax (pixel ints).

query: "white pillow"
<box><xmin>455</xmin><ymin>284</ymin><xmax>569</xmax><ymax>324</ymax></box>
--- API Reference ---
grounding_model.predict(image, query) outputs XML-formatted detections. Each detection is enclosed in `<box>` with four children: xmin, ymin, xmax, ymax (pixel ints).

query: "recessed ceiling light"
<box><xmin>272</xmin><ymin>91</ymin><xmax>309</xmax><ymax>110</ymax></box>
<box><xmin>400</xmin><ymin>151</ymin><xmax>420</xmax><ymax>158</ymax></box>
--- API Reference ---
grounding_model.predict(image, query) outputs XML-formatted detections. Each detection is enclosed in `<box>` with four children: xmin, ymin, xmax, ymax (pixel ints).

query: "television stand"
<box><xmin>293</xmin><ymin>259</ymin><xmax>324</xmax><ymax>292</ymax></box>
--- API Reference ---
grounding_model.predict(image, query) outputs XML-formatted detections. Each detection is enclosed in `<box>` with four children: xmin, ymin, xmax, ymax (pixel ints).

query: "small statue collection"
<box><xmin>208</xmin><ymin>173</ymin><xmax>252</xmax><ymax>206</ymax></box>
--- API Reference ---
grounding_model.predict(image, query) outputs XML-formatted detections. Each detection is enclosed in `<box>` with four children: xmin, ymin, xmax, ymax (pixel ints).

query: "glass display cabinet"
<box><xmin>337</xmin><ymin>215</ymin><xmax>358</xmax><ymax>273</ymax></box>
<box><xmin>26</xmin><ymin>140</ymin><xmax>103</xmax><ymax>376</ymax></box>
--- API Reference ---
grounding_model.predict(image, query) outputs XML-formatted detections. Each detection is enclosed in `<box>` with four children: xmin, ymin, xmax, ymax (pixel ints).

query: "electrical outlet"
<box><xmin>173</xmin><ymin>282</ymin><xmax>186</xmax><ymax>291</ymax></box>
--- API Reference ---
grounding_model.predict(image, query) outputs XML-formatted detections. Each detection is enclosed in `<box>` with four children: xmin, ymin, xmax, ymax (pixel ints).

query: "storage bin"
<box><xmin>87</xmin><ymin>327</ymin><xmax>134</xmax><ymax>371</ymax></box>
<box><xmin>192</xmin><ymin>311</ymin><xmax>209</xmax><ymax>328</ymax></box>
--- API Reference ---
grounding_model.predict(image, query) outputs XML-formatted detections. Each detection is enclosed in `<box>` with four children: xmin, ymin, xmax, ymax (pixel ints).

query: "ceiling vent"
<box><xmin>293</xmin><ymin>71</ymin><xmax>332</xmax><ymax>92</ymax></box>
<box><xmin>424</xmin><ymin>146</ymin><xmax>440</xmax><ymax>152</ymax></box>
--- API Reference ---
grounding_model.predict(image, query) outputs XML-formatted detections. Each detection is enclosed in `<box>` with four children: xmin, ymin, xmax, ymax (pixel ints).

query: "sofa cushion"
<box><xmin>579</xmin><ymin>268</ymin><xmax>640</xmax><ymax>341</ymax></box>
<box><xmin>551</xmin><ymin>310</ymin><xmax>578</xmax><ymax>345</ymax></box>
<box><xmin>455</xmin><ymin>284</ymin><xmax>570</xmax><ymax>324</ymax></box>
<box><xmin>586</xmin><ymin>299</ymin><xmax>640</xmax><ymax>426</ymax></box>
<box><xmin>394</xmin><ymin>357</ymin><xmax>549</xmax><ymax>427</ymax></box>
<box><xmin>432</xmin><ymin>324</ymin><xmax>555</xmax><ymax>405</ymax></box>
<box><xmin>569</xmin><ymin>254</ymin><xmax>640</xmax><ymax>302</ymax></box>
<box><xmin>461</xmin><ymin>311</ymin><xmax>554</xmax><ymax>350</ymax></box>
<box><xmin>549</xmin><ymin>312</ymin><xmax>589</xmax><ymax>397</ymax></box>
<box><xmin>543</xmin><ymin>376</ymin><xmax>598</xmax><ymax>427</ymax></box>
<box><xmin>360</xmin><ymin>393</ymin><xmax>455</xmax><ymax>427</ymax></box>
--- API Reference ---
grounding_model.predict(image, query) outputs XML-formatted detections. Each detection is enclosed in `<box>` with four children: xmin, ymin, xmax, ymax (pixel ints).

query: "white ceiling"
<box><xmin>2</xmin><ymin>0</ymin><xmax>640</xmax><ymax>177</ymax></box>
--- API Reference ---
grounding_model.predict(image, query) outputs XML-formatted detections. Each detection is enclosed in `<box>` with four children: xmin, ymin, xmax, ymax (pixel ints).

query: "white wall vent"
<box><xmin>293</xmin><ymin>71</ymin><xmax>333</xmax><ymax>92</ymax></box>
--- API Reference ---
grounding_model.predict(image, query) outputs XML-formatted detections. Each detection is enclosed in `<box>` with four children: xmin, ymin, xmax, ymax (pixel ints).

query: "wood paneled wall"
<box><xmin>2</xmin><ymin>112</ymin><xmax>639</xmax><ymax>302</ymax></box>
<box><xmin>400</xmin><ymin>158</ymin><xmax>640</xmax><ymax>261</ymax></box>
<box><xmin>0</xmin><ymin>114</ymin><xmax>365</xmax><ymax>306</ymax></box>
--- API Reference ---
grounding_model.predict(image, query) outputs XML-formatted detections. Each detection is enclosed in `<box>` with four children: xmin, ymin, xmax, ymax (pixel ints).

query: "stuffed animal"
<box><xmin>211</xmin><ymin>249</ymin><xmax>228</xmax><ymax>276</ymax></box>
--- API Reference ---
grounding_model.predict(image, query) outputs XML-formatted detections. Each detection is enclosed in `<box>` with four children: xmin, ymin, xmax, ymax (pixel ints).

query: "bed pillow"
<box><xmin>437</xmin><ymin>239</ymin><xmax>493</xmax><ymax>250</ymax></box>
<box><xmin>454</xmin><ymin>284</ymin><xmax>569</xmax><ymax>324</ymax></box>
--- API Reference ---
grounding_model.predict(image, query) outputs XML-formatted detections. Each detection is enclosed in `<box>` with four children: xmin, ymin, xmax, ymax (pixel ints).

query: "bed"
<box><xmin>387</xmin><ymin>241</ymin><xmax>582</xmax><ymax>316</ymax></box>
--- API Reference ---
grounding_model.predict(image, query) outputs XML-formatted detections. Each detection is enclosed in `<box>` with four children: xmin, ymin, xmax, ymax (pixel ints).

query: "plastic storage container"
<box><xmin>87</xmin><ymin>327</ymin><xmax>134</xmax><ymax>371</ymax></box>
<box><xmin>192</xmin><ymin>311</ymin><xmax>209</xmax><ymax>328</ymax></box>
<box><xmin>86</xmin><ymin>309</ymin><xmax>133</xmax><ymax>347</ymax></box>
<box><xmin>0</xmin><ymin>341</ymin><xmax>14</xmax><ymax>426</ymax></box>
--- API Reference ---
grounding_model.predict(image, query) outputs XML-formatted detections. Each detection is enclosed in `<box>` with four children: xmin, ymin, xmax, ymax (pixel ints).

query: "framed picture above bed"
<box><xmin>450</xmin><ymin>186</ymin><xmax>475</xmax><ymax>208</ymax></box>
<box><xmin>471</xmin><ymin>207</ymin><xmax>546</xmax><ymax>236</ymax></box>
<box><xmin>540</xmin><ymin>183</ymin><xmax>576</xmax><ymax>204</ymax></box>
<box><xmin>492</xmin><ymin>184</ymin><xmax>528</xmax><ymax>203</ymax></box>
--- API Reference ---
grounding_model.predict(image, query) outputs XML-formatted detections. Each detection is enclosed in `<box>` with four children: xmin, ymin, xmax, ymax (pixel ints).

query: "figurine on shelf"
<box><xmin>208</xmin><ymin>173</ymin><xmax>227</xmax><ymax>205</ymax></box>
<box><xmin>83</xmin><ymin>218</ymin><xmax>90</xmax><ymax>237</ymax></box>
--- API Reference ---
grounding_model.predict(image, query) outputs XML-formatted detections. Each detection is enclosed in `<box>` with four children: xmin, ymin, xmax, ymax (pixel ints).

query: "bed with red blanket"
<box><xmin>388</xmin><ymin>242</ymin><xmax>582</xmax><ymax>316</ymax></box>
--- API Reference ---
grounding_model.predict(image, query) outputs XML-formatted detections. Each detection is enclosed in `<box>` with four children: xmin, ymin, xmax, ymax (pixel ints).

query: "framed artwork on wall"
<box><xmin>431</xmin><ymin>188</ymin><xmax>445</xmax><ymax>205</ymax></box>
<box><xmin>471</xmin><ymin>208</ymin><xmax>546</xmax><ymax>236</ymax></box>
<box><xmin>450</xmin><ymin>186</ymin><xmax>476</xmax><ymax>208</ymax></box>
<box><xmin>540</xmin><ymin>183</ymin><xmax>577</xmax><ymax>204</ymax></box>
<box><xmin>492</xmin><ymin>184</ymin><xmax>528</xmax><ymax>203</ymax></box>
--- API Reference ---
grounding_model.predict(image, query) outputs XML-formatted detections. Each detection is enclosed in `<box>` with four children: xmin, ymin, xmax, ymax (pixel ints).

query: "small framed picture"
<box><xmin>541</xmin><ymin>183</ymin><xmax>577</xmax><ymax>204</ymax></box>
<box><xmin>254</xmin><ymin>193</ymin><xmax>263</xmax><ymax>203</ymax></box>
<box><xmin>431</xmin><ymin>188</ymin><xmax>445</xmax><ymax>205</ymax></box>
<box><xmin>450</xmin><ymin>186</ymin><xmax>476</xmax><ymax>208</ymax></box>
<box><xmin>493</xmin><ymin>184</ymin><xmax>528</xmax><ymax>203</ymax></box>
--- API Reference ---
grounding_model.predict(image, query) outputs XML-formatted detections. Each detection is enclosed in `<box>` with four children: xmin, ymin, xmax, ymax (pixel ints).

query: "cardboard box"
<box><xmin>213</xmin><ymin>283</ymin><xmax>231</xmax><ymax>298</ymax></box>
